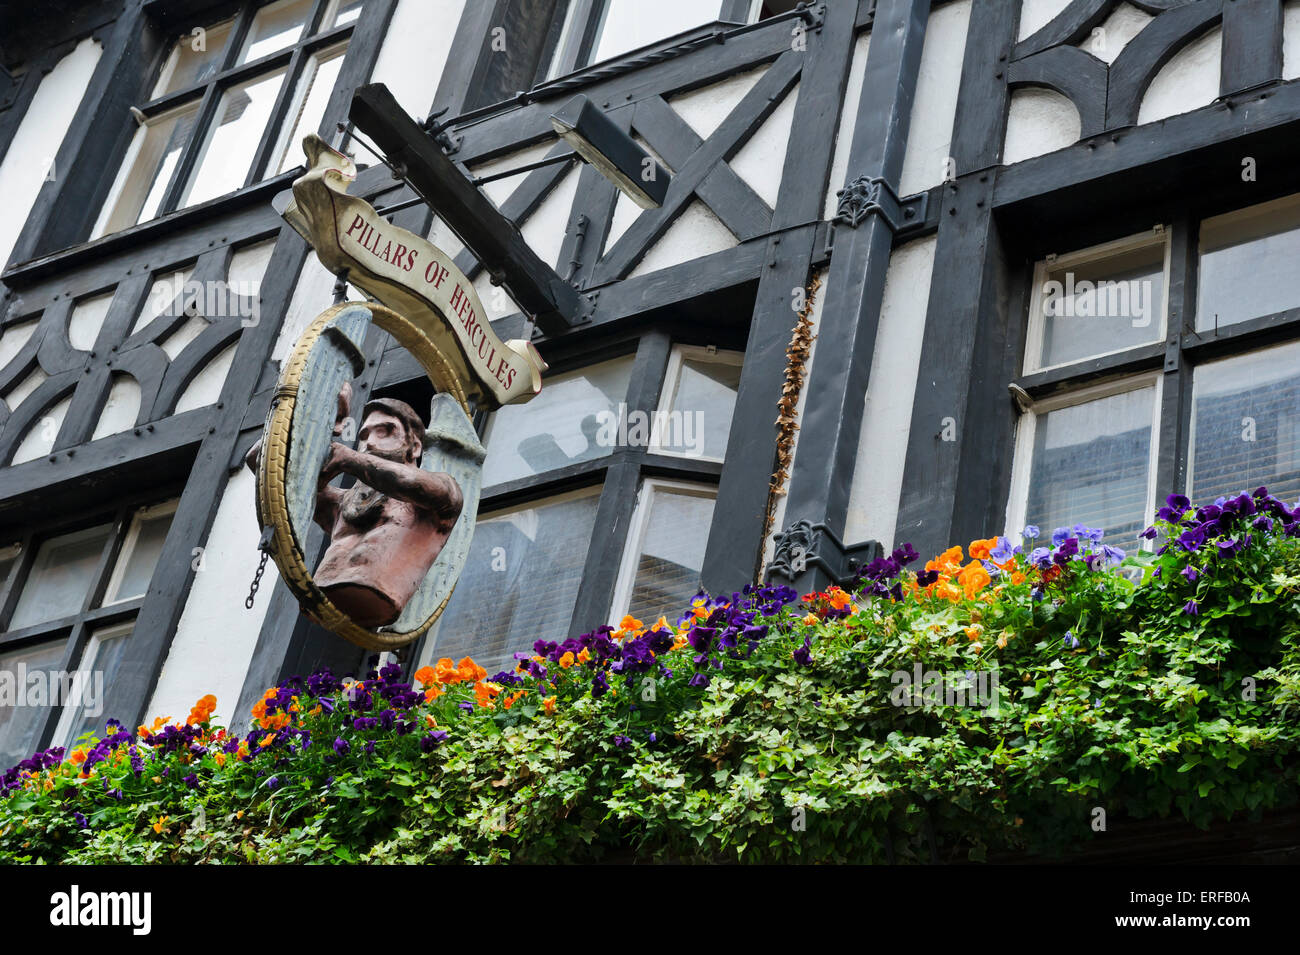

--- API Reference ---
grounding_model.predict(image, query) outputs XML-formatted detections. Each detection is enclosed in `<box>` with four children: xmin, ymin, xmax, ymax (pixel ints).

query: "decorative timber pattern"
<box><xmin>1006</xmin><ymin>0</ymin><xmax>1282</xmax><ymax>141</ymax></box>
<box><xmin>0</xmin><ymin>242</ymin><xmax>271</xmax><ymax>466</ymax></box>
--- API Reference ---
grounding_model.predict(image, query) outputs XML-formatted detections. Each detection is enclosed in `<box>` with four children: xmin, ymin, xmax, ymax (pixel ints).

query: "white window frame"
<box><xmin>1023</xmin><ymin>227</ymin><xmax>1171</xmax><ymax>376</ymax></box>
<box><xmin>647</xmin><ymin>344</ymin><xmax>743</xmax><ymax>463</ymax></box>
<box><xmin>51</xmin><ymin>619</ymin><xmax>135</xmax><ymax>749</ymax></box>
<box><xmin>609</xmin><ymin>478</ymin><xmax>716</xmax><ymax>622</ymax></box>
<box><xmin>1186</xmin><ymin>338</ymin><xmax>1300</xmax><ymax>500</ymax></box>
<box><xmin>1195</xmin><ymin>192</ymin><xmax>1300</xmax><ymax>332</ymax></box>
<box><xmin>1004</xmin><ymin>372</ymin><xmax>1163</xmax><ymax>548</ymax></box>
<box><xmin>268</xmin><ymin>38</ymin><xmax>350</xmax><ymax>175</ymax></box>
<box><xmin>91</xmin><ymin>100</ymin><xmax>200</xmax><ymax>240</ymax></box>
<box><xmin>101</xmin><ymin>498</ymin><xmax>180</xmax><ymax>606</ymax></box>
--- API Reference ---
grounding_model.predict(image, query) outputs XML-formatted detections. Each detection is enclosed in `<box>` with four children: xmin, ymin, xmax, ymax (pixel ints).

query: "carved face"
<box><xmin>357</xmin><ymin>410</ymin><xmax>419</xmax><ymax>464</ymax></box>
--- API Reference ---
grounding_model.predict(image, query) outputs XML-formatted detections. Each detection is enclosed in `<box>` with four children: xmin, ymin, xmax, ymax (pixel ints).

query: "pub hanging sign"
<box><xmin>247</xmin><ymin>134</ymin><xmax>546</xmax><ymax>650</ymax></box>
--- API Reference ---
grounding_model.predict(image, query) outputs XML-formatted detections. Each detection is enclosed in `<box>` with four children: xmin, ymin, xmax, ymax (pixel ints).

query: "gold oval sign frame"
<box><xmin>255</xmin><ymin>301</ymin><xmax>472</xmax><ymax>650</ymax></box>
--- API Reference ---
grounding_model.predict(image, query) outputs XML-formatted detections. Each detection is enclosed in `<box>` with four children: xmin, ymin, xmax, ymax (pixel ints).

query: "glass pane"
<box><xmin>275</xmin><ymin>43</ymin><xmax>348</xmax><ymax>174</ymax></box>
<box><xmin>95</xmin><ymin>102</ymin><xmax>200</xmax><ymax>235</ymax></box>
<box><xmin>1190</xmin><ymin>340</ymin><xmax>1300</xmax><ymax>507</ymax></box>
<box><xmin>420</xmin><ymin>489</ymin><xmax>601</xmax><ymax>676</ymax></box>
<box><xmin>240</xmin><ymin>0</ymin><xmax>313</xmax><ymax>63</ymax></box>
<box><xmin>182</xmin><ymin>67</ymin><xmax>288</xmax><ymax>207</ymax></box>
<box><xmin>1035</xmin><ymin>241</ymin><xmax>1165</xmax><ymax>370</ymax></box>
<box><xmin>104</xmin><ymin>506</ymin><xmax>175</xmax><ymax>604</ymax></box>
<box><xmin>481</xmin><ymin>356</ymin><xmax>633</xmax><ymax>487</ymax></box>
<box><xmin>9</xmin><ymin>524</ymin><xmax>113</xmax><ymax>631</ymax></box>
<box><xmin>628</xmin><ymin>486</ymin><xmax>715</xmax><ymax>623</ymax></box>
<box><xmin>1197</xmin><ymin>196</ymin><xmax>1300</xmax><ymax>332</ymax></box>
<box><xmin>590</xmin><ymin>0</ymin><xmax>721</xmax><ymax>64</ymax></box>
<box><xmin>327</xmin><ymin>0</ymin><xmax>364</xmax><ymax>27</ymax></box>
<box><xmin>1024</xmin><ymin>386</ymin><xmax>1155</xmax><ymax>554</ymax></box>
<box><xmin>151</xmin><ymin>18</ymin><xmax>236</xmax><ymax>96</ymax></box>
<box><xmin>0</xmin><ymin>639</ymin><xmax>66</xmax><ymax>768</ymax></box>
<box><xmin>60</xmin><ymin>622</ymin><xmax>133</xmax><ymax>748</ymax></box>
<box><xmin>657</xmin><ymin>355</ymin><xmax>741</xmax><ymax>459</ymax></box>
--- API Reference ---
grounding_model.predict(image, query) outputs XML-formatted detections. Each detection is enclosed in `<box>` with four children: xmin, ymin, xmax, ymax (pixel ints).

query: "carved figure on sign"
<box><xmin>247</xmin><ymin>381</ymin><xmax>463</xmax><ymax>628</ymax></box>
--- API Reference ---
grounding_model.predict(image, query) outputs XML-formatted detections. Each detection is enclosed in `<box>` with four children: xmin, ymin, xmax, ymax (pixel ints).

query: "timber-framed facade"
<box><xmin>2</xmin><ymin>0</ymin><xmax>1299</xmax><ymax>759</ymax></box>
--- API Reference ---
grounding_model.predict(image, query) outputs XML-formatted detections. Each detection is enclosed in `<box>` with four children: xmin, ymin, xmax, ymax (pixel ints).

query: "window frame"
<box><xmin>1005</xmin><ymin>371</ymin><xmax>1163</xmax><ymax>548</ymax></box>
<box><xmin>608</xmin><ymin>476</ymin><xmax>717</xmax><ymax>623</ymax></box>
<box><xmin>92</xmin><ymin>0</ymin><xmax>362</xmax><ymax>240</ymax></box>
<box><xmin>1010</xmin><ymin>190</ymin><xmax>1300</xmax><ymax>545</ymax></box>
<box><xmin>0</xmin><ymin>487</ymin><xmax>182</xmax><ymax>758</ymax></box>
<box><xmin>1022</xmin><ymin>226</ymin><xmax>1171</xmax><ymax>377</ymax></box>
<box><xmin>405</xmin><ymin>329</ymin><xmax>740</xmax><ymax>669</ymax></box>
<box><xmin>542</xmin><ymin>0</ymin><xmax>756</xmax><ymax>84</ymax></box>
<box><xmin>647</xmin><ymin>343</ymin><xmax>743</xmax><ymax>463</ymax></box>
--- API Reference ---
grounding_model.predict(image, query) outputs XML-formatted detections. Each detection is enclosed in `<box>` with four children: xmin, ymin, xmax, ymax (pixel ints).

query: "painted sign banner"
<box><xmin>278</xmin><ymin>133</ymin><xmax>547</xmax><ymax>410</ymax></box>
<box><xmin>251</xmin><ymin>301</ymin><xmax>486</xmax><ymax>650</ymax></box>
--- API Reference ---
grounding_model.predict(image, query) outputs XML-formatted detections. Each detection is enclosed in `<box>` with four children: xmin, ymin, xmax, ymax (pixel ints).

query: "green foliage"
<box><xmin>4</xmin><ymin>499</ymin><xmax>1300</xmax><ymax>864</ymax></box>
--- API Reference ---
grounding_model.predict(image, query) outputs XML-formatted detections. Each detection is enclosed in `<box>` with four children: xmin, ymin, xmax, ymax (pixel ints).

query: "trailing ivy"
<box><xmin>2</xmin><ymin>488</ymin><xmax>1299</xmax><ymax>863</ymax></box>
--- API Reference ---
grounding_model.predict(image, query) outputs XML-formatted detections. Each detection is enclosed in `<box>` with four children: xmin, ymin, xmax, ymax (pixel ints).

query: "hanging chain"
<box><xmin>245</xmin><ymin>525</ymin><xmax>275</xmax><ymax>609</ymax></box>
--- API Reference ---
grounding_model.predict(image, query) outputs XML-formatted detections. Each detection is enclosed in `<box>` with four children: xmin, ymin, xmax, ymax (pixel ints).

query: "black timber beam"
<box><xmin>350</xmin><ymin>82</ymin><xmax>586</xmax><ymax>337</ymax></box>
<box><xmin>771</xmin><ymin>0</ymin><xmax>929</xmax><ymax>593</ymax></box>
<box><xmin>893</xmin><ymin>0</ymin><xmax>1021</xmax><ymax>561</ymax></box>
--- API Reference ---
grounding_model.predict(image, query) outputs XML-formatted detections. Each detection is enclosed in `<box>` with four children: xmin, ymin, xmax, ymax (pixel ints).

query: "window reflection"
<box><xmin>481</xmin><ymin>356</ymin><xmax>633</xmax><ymax>486</ymax></box>
<box><xmin>419</xmin><ymin>488</ymin><xmax>601</xmax><ymax>675</ymax></box>
<box><xmin>1198</xmin><ymin>195</ymin><xmax>1300</xmax><ymax>332</ymax></box>
<box><xmin>1190</xmin><ymin>340</ymin><xmax>1300</xmax><ymax>506</ymax></box>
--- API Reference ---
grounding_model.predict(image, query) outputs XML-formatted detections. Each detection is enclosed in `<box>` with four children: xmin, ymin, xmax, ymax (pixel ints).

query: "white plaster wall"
<box><xmin>843</xmin><ymin>236</ymin><xmax>937</xmax><ymax>551</ymax></box>
<box><xmin>521</xmin><ymin>165</ymin><xmax>581</xmax><ymax>270</ymax></box>
<box><xmin>146</xmin><ymin>469</ymin><xmax>270</xmax><ymax>727</ymax></box>
<box><xmin>1137</xmin><ymin>27</ymin><xmax>1222</xmax><ymax>126</ymax></box>
<box><xmin>899</xmin><ymin>0</ymin><xmax>971</xmax><ymax>196</ymax></box>
<box><xmin>823</xmin><ymin>31</ymin><xmax>871</xmax><ymax>220</ymax></box>
<box><xmin>730</xmin><ymin>81</ymin><xmax>797</xmax><ymax>210</ymax></box>
<box><xmin>271</xmin><ymin>253</ymin><xmax>366</xmax><ymax>363</ymax></box>
<box><xmin>366</xmin><ymin>0</ymin><xmax>467</xmax><ymax>120</ymax></box>
<box><xmin>1075</xmin><ymin>2</ymin><xmax>1152</xmax><ymax>64</ymax></box>
<box><xmin>1018</xmin><ymin>0</ymin><xmax>1072</xmax><ymax>43</ymax></box>
<box><xmin>1284</xmin><ymin>1</ymin><xmax>1300</xmax><ymax>80</ymax></box>
<box><xmin>628</xmin><ymin>200</ymin><xmax>736</xmax><ymax>277</ymax></box>
<box><xmin>1002</xmin><ymin>87</ymin><xmax>1081</xmax><ymax>165</ymax></box>
<box><xmin>604</xmin><ymin>191</ymin><xmax>642</xmax><ymax>254</ymax></box>
<box><xmin>0</xmin><ymin>318</ymin><xmax>37</xmax><ymax>371</ymax></box>
<box><xmin>471</xmin><ymin>140</ymin><xmax>558</xmax><ymax>207</ymax></box>
<box><xmin>0</xmin><ymin>37</ymin><xmax>102</xmax><ymax>269</ymax></box>
<box><xmin>175</xmin><ymin>343</ymin><xmax>237</xmax><ymax>414</ymax></box>
<box><xmin>669</xmin><ymin>65</ymin><xmax>767</xmax><ymax>141</ymax></box>
<box><xmin>4</xmin><ymin>366</ymin><xmax>46</xmax><ymax>410</ymax></box>
<box><xmin>763</xmin><ymin>268</ymin><xmax>827</xmax><ymax>570</ymax></box>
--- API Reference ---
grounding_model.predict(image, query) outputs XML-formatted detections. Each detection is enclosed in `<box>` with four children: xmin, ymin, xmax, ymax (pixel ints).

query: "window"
<box><xmin>543</xmin><ymin>0</ymin><xmax>801</xmax><ymax>81</ymax></box>
<box><xmin>409</xmin><ymin>338</ymin><xmax>743</xmax><ymax>674</ymax></box>
<box><xmin>1009</xmin><ymin>379</ymin><xmax>1161</xmax><ymax>554</ymax></box>
<box><xmin>649</xmin><ymin>346</ymin><xmax>742</xmax><ymax>461</ymax></box>
<box><xmin>1190</xmin><ymin>340</ymin><xmax>1300</xmax><ymax>506</ymax></box>
<box><xmin>0</xmin><ymin>498</ymin><xmax>178</xmax><ymax>767</ymax></box>
<box><xmin>479</xmin><ymin>355</ymin><xmax>633</xmax><ymax>488</ymax></box>
<box><xmin>1024</xmin><ymin>229</ymin><xmax>1168</xmax><ymax>374</ymax></box>
<box><xmin>612</xmin><ymin>480</ymin><xmax>716</xmax><ymax>623</ymax></box>
<box><xmin>416</xmin><ymin>487</ymin><xmax>602</xmax><ymax>676</ymax></box>
<box><xmin>1197</xmin><ymin>194</ymin><xmax>1300</xmax><ymax>332</ymax></box>
<box><xmin>1010</xmin><ymin>192</ymin><xmax>1300</xmax><ymax>548</ymax></box>
<box><xmin>92</xmin><ymin>0</ymin><xmax>362</xmax><ymax>239</ymax></box>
